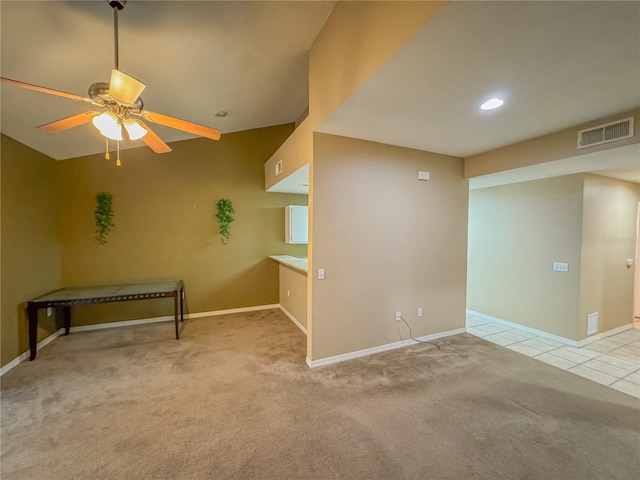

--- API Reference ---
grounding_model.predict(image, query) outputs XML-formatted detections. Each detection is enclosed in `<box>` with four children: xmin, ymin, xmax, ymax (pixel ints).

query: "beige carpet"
<box><xmin>1</xmin><ymin>308</ymin><xmax>639</xmax><ymax>480</ymax></box>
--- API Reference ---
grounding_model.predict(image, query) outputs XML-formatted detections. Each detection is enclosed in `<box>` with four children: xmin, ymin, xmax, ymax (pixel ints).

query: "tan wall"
<box><xmin>636</xmin><ymin>209</ymin><xmax>640</xmax><ymax>319</ymax></box>
<box><xmin>309</xmin><ymin>133</ymin><xmax>468</xmax><ymax>361</ymax></box>
<box><xmin>308</xmin><ymin>1</ymin><xmax>446</xmax><ymax>124</ymax></box>
<box><xmin>467</xmin><ymin>175</ymin><xmax>585</xmax><ymax>340</ymax></box>
<box><xmin>265</xmin><ymin>1</ymin><xmax>446</xmax><ymax>192</ymax></box>
<box><xmin>1</xmin><ymin>135</ymin><xmax>61</xmax><ymax>366</ymax></box>
<box><xmin>465</xmin><ymin>108</ymin><xmax>640</xmax><ymax>179</ymax></box>
<box><xmin>53</xmin><ymin>124</ymin><xmax>306</xmax><ymax>326</ymax></box>
<box><xmin>579</xmin><ymin>174</ymin><xmax>640</xmax><ymax>338</ymax></box>
<box><xmin>265</xmin><ymin>119</ymin><xmax>313</xmax><ymax>191</ymax></box>
<box><xmin>278</xmin><ymin>265</ymin><xmax>307</xmax><ymax>330</ymax></box>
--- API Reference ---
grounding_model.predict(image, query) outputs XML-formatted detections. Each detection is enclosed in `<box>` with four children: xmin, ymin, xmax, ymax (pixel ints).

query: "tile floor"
<box><xmin>466</xmin><ymin>313</ymin><xmax>640</xmax><ymax>399</ymax></box>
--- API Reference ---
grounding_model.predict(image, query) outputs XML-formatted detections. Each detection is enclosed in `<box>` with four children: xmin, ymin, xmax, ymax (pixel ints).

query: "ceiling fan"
<box><xmin>0</xmin><ymin>0</ymin><xmax>221</xmax><ymax>165</ymax></box>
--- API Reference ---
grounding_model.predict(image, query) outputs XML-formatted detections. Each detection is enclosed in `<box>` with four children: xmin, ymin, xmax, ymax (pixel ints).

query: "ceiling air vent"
<box><xmin>577</xmin><ymin>117</ymin><xmax>634</xmax><ymax>149</ymax></box>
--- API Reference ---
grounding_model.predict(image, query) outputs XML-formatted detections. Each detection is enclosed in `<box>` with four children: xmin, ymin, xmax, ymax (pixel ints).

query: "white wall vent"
<box><xmin>587</xmin><ymin>312</ymin><xmax>598</xmax><ymax>336</ymax></box>
<box><xmin>577</xmin><ymin>117</ymin><xmax>634</xmax><ymax>149</ymax></box>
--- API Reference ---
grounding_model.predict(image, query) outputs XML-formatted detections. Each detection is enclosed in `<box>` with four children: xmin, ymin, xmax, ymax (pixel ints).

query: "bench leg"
<box><xmin>180</xmin><ymin>288</ymin><xmax>184</xmax><ymax>322</ymax></box>
<box><xmin>174</xmin><ymin>294</ymin><xmax>180</xmax><ymax>340</ymax></box>
<box><xmin>62</xmin><ymin>306</ymin><xmax>71</xmax><ymax>335</ymax></box>
<box><xmin>27</xmin><ymin>304</ymin><xmax>38</xmax><ymax>361</ymax></box>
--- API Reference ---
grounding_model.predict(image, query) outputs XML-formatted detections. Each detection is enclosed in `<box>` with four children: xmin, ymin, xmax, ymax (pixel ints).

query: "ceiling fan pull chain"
<box><xmin>105</xmin><ymin>137</ymin><xmax>110</xmax><ymax>160</ymax></box>
<box><xmin>116</xmin><ymin>141</ymin><xmax>121</xmax><ymax>166</ymax></box>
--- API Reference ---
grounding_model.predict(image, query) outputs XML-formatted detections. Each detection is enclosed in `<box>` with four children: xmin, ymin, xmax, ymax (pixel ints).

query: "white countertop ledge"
<box><xmin>269</xmin><ymin>255</ymin><xmax>308</xmax><ymax>273</ymax></box>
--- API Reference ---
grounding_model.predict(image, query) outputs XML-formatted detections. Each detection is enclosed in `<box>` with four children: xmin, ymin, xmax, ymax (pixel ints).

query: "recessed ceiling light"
<box><xmin>480</xmin><ymin>98</ymin><xmax>504</xmax><ymax>110</ymax></box>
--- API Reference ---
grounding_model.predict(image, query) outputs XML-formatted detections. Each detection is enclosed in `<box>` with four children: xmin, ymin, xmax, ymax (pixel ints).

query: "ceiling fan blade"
<box><xmin>141</xmin><ymin>111</ymin><xmax>221</xmax><ymax>141</ymax></box>
<box><xmin>1</xmin><ymin>77</ymin><xmax>91</xmax><ymax>103</ymax></box>
<box><xmin>109</xmin><ymin>69</ymin><xmax>145</xmax><ymax>105</ymax></box>
<box><xmin>136</xmin><ymin>120</ymin><xmax>172</xmax><ymax>153</ymax></box>
<box><xmin>37</xmin><ymin>112</ymin><xmax>99</xmax><ymax>132</ymax></box>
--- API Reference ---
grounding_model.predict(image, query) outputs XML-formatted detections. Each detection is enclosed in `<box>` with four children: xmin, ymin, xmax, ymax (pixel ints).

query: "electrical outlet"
<box><xmin>287</xmin><ymin>289</ymin><xmax>291</xmax><ymax>297</ymax></box>
<box><xmin>418</xmin><ymin>307</ymin><xmax>423</xmax><ymax>317</ymax></box>
<box><xmin>396</xmin><ymin>311</ymin><xmax>402</xmax><ymax>321</ymax></box>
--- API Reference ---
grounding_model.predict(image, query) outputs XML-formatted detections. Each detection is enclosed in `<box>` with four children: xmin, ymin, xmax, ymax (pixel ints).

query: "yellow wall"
<box><xmin>579</xmin><ymin>174</ymin><xmax>640</xmax><ymax>337</ymax></box>
<box><xmin>1</xmin><ymin>135</ymin><xmax>61</xmax><ymax>366</ymax></box>
<box><xmin>467</xmin><ymin>175</ymin><xmax>584</xmax><ymax>339</ymax></box>
<box><xmin>55</xmin><ymin>125</ymin><xmax>307</xmax><ymax>325</ymax></box>
<box><xmin>1</xmin><ymin>125</ymin><xmax>306</xmax><ymax>366</ymax></box>
<box><xmin>309</xmin><ymin>133</ymin><xmax>468</xmax><ymax>361</ymax></box>
<box><xmin>278</xmin><ymin>265</ymin><xmax>307</xmax><ymax>330</ymax></box>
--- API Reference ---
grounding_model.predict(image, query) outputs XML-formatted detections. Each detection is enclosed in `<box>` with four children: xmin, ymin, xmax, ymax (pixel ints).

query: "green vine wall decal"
<box><xmin>94</xmin><ymin>192</ymin><xmax>115</xmax><ymax>245</ymax></box>
<box><xmin>216</xmin><ymin>198</ymin><xmax>235</xmax><ymax>245</ymax></box>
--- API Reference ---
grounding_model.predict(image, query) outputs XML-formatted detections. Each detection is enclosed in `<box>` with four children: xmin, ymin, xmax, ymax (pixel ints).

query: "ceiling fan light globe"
<box><xmin>100</xmin><ymin>127</ymin><xmax>123</xmax><ymax>141</ymax></box>
<box><xmin>92</xmin><ymin>111</ymin><xmax>118</xmax><ymax>130</ymax></box>
<box><xmin>92</xmin><ymin>111</ymin><xmax>122</xmax><ymax>140</ymax></box>
<box><xmin>123</xmin><ymin>119</ymin><xmax>147</xmax><ymax>140</ymax></box>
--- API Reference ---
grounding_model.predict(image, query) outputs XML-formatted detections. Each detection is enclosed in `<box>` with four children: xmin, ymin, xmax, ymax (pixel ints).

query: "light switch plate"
<box><xmin>318</xmin><ymin>268</ymin><xmax>325</xmax><ymax>280</ymax></box>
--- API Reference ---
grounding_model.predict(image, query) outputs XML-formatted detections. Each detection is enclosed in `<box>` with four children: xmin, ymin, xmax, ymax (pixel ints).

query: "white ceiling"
<box><xmin>317</xmin><ymin>0</ymin><xmax>640</xmax><ymax>184</ymax></box>
<box><xmin>2</xmin><ymin>1</ymin><xmax>639</xmax><ymax>188</ymax></box>
<box><xmin>0</xmin><ymin>1</ymin><xmax>334</xmax><ymax>160</ymax></box>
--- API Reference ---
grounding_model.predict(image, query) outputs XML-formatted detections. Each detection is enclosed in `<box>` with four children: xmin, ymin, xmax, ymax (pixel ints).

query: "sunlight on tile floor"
<box><xmin>466</xmin><ymin>314</ymin><xmax>640</xmax><ymax>399</ymax></box>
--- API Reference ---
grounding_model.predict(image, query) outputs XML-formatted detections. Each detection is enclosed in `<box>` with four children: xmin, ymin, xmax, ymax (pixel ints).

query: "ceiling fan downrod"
<box><xmin>108</xmin><ymin>0</ymin><xmax>126</xmax><ymax>71</ymax></box>
<box><xmin>106</xmin><ymin>0</ymin><xmax>126</xmax><ymax>165</ymax></box>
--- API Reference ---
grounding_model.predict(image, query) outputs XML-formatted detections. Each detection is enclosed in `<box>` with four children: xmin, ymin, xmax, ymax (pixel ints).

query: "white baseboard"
<box><xmin>70</xmin><ymin>304</ymin><xmax>281</xmax><ymax>332</ymax></box>
<box><xmin>306</xmin><ymin>327</ymin><xmax>465</xmax><ymax>369</ymax></box>
<box><xmin>70</xmin><ymin>316</ymin><xmax>174</xmax><ymax>332</ymax></box>
<box><xmin>466</xmin><ymin>309</ymin><xmax>632</xmax><ymax>347</ymax></box>
<box><xmin>185</xmin><ymin>304</ymin><xmax>280</xmax><ymax>320</ymax></box>
<box><xmin>0</xmin><ymin>303</ymin><xmax>281</xmax><ymax>376</ymax></box>
<box><xmin>576</xmin><ymin>323</ymin><xmax>632</xmax><ymax>347</ymax></box>
<box><xmin>279</xmin><ymin>306</ymin><xmax>307</xmax><ymax>335</ymax></box>
<box><xmin>0</xmin><ymin>328</ymin><xmax>65</xmax><ymax>376</ymax></box>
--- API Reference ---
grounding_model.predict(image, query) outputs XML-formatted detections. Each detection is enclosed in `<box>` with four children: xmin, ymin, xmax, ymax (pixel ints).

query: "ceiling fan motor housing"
<box><xmin>89</xmin><ymin>82</ymin><xmax>143</xmax><ymax>114</ymax></box>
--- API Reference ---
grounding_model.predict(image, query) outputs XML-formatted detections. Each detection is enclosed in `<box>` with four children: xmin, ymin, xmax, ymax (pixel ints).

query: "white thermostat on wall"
<box><xmin>418</xmin><ymin>171</ymin><xmax>430</xmax><ymax>181</ymax></box>
<box><xmin>553</xmin><ymin>262</ymin><xmax>569</xmax><ymax>272</ymax></box>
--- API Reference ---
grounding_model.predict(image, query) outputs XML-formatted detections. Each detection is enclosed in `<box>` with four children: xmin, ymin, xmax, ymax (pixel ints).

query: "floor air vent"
<box><xmin>577</xmin><ymin>117</ymin><xmax>634</xmax><ymax>149</ymax></box>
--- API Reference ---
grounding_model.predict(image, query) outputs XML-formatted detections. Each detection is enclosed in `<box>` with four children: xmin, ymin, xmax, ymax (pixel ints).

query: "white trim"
<box><xmin>0</xmin><ymin>328</ymin><xmax>65</xmax><ymax>376</ymax></box>
<box><xmin>466</xmin><ymin>309</ymin><xmax>632</xmax><ymax>348</ymax></box>
<box><xmin>69</xmin><ymin>304</ymin><xmax>281</xmax><ymax>332</ymax></box>
<box><xmin>306</xmin><ymin>328</ymin><xmax>465</xmax><ymax>369</ymax></box>
<box><xmin>185</xmin><ymin>304</ymin><xmax>280</xmax><ymax>319</ymax></box>
<box><xmin>0</xmin><ymin>304</ymin><xmax>281</xmax><ymax>376</ymax></box>
<box><xmin>279</xmin><ymin>306</ymin><xmax>307</xmax><ymax>335</ymax></box>
<box><xmin>70</xmin><ymin>316</ymin><xmax>173</xmax><ymax>332</ymax></box>
<box><xmin>576</xmin><ymin>323</ymin><xmax>632</xmax><ymax>347</ymax></box>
